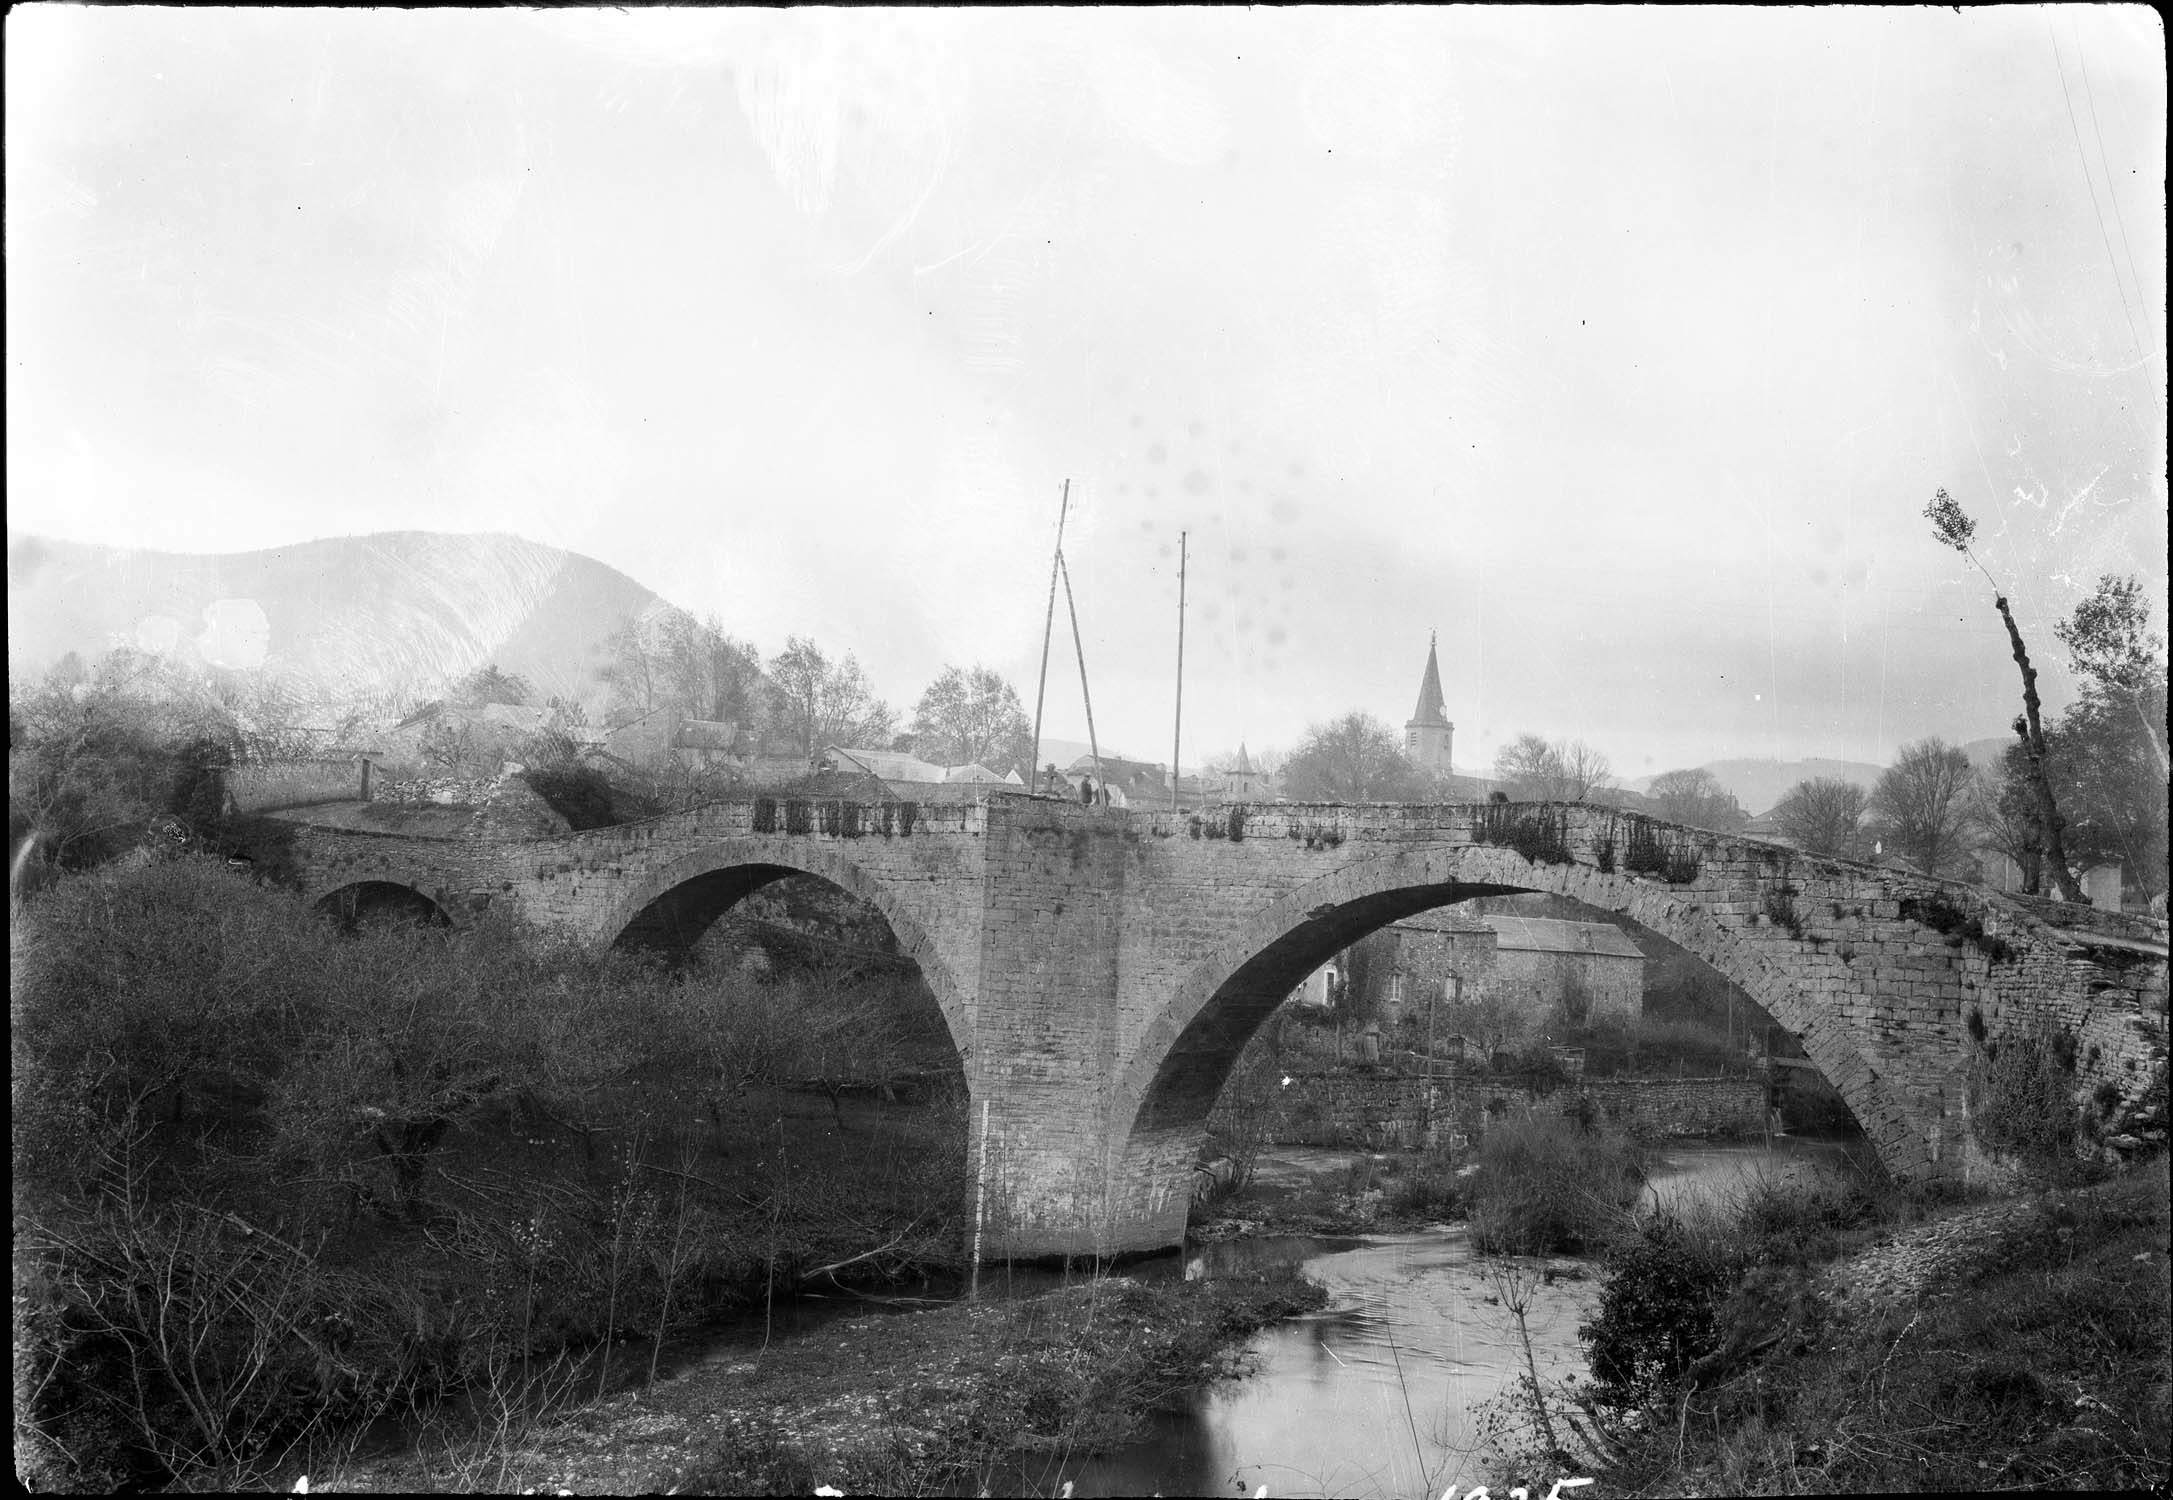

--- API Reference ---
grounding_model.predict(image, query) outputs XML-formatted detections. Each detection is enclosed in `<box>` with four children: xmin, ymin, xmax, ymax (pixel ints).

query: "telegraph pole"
<box><xmin>1030</xmin><ymin>480</ymin><xmax>1070</xmax><ymax>794</ymax></box>
<box><xmin>1170</xmin><ymin>530</ymin><xmax>1187</xmax><ymax>811</ymax></box>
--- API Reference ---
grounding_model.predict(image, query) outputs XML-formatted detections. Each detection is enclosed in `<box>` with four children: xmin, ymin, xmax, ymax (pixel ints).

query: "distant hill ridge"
<box><xmin>7</xmin><ymin>529</ymin><xmax>664</xmax><ymax>716</ymax></box>
<box><xmin>1624</xmin><ymin>757</ymin><xmax>1886</xmax><ymax>817</ymax></box>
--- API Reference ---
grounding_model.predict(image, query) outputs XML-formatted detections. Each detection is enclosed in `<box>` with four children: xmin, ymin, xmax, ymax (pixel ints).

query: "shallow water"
<box><xmin>985</xmin><ymin>1135</ymin><xmax>1870</xmax><ymax>1499</ymax></box>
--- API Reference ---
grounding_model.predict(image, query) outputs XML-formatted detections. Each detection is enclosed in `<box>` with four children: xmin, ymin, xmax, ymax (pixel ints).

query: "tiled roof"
<box><xmin>1483</xmin><ymin>915</ymin><xmax>1646</xmax><ymax>959</ymax></box>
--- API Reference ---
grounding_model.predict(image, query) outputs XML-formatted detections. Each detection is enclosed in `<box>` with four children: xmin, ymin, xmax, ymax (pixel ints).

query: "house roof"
<box><xmin>943</xmin><ymin>761</ymin><xmax>1006</xmax><ymax>784</ymax></box>
<box><xmin>1483</xmin><ymin>915</ymin><xmax>1646</xmax><ymax>960</ymax></box>
<box><xmin>1392</xmin><ymin>908</ymin><xmax>1495</xmax><ymax>937</ymax></box>
<box><xmin>476</xmin><ymin>702</ymin><xmax>551</xmax><ymax>732</ymax></box>
<box><xmin>827</xmin><ymin>746</ymin><xmax>948</xmax><ymax>783</ymax></box>
<box><xmin>671</xmin><ymin>718</ymin><xmax>742</xmax><ymax>751</ymax></box>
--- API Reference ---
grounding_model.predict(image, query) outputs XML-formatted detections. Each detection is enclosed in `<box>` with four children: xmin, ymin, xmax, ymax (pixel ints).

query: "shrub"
<box><xmin>1578</xmin><ymin>1215</ymin><xmax>1738</xmax><ymax>1407</ymax></box>
<box><xmin>1467</xmin><ymin>1113</ymin><xmax>1645</xmax><ymax>1255</ymax></box>
<box><xmin>1969</xmin><ymin>1025</ymin><xmax>2084</xmax><ymax>1162</ymax></box>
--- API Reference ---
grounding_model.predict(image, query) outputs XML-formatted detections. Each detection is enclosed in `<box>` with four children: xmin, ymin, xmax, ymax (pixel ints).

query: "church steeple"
<box><xmin>1404</xmin><ymin>632</ymin><xmax>1454</xmax><ymax>777</ymax></box>
<box><xmin>1410</xmin><ymin>631</ymin><xmax>1450</xmax><ymax>728</ymax></box>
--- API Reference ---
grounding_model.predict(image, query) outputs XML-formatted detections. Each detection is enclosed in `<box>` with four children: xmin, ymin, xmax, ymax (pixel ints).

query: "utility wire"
<box><xmin>2049</xmin><ymin>22</ymin><xmax>2147</xmax><ymax>366</ymax></box>
<box><xmin>2071</xmin><ymin>19</ymin><xmax>2152</xmax><ymax>350</ymax></box>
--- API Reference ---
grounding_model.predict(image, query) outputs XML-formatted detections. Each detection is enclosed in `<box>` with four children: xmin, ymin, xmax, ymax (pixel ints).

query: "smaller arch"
<box><xmin>313</xmin><ymin>880</ymin><xmax>451</xmax><ymax>932</ymax></box>
<box><xmin>600</xmin><ymin>839</ymin><xmax>974</xmax><ymax>1070</ymax></box>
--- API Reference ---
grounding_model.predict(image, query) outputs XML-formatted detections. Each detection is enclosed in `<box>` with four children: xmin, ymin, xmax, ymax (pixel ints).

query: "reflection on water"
<box><xmin>992</xmin><ymin>1229</ymin><xmax>1596</xmax><ymax>1499</ymax></box>
<box><xmin>1641</xmin><ymin>1132</ymin><xmax>1876</xmax><ymax>1217</ymax></box>
<box><xmin>992</xmin><ymin>1137</ymin><xmax>1867</xmax><ymax>1499</ymax></box>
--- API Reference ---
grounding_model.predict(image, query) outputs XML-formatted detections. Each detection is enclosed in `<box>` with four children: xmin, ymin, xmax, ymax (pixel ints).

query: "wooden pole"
<box><xmin>1171</xmin><ymin>530</ymin><xmax>1187</xmax><ymax>811</ymax></box>
<box><xmin>1029</xmin><ymin>480</ymin><xmax>1070</xmax><ymax>795</ymax></box>
<box><xmin>1059</xmin><ymin>552</ymin><xmax>1103</xmax><ymax>798</ymax></box>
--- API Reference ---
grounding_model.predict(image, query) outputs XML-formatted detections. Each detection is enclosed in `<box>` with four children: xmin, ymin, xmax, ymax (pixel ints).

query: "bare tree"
<box><xmin>908</xmin><ymin>665</ymin><xmax>1033</xmax><ymax>773</ymax></box>
<box><xmin>1969</xmin><ymin>767</ymin><xmax>2043</xmax><ymax>892</ymax></box>
<box><xmin>1493</xmin><ymin>733</ymin><xmax>1612</xmax><ymax>800</ymax></box>
<box><xmin>1924</xmin><ymin>488</ymin><xmax>2083</xmax><ymax>900</ymax></box>
<box><xmin>767</xmin><ymin>637</ymin><xmax>895</xmax><ymax>758</ymax></box>
<box><xmin>1645</xmin><ymin>768</ymin><xmax>1747</xmax><ymax>831</ymax></box>
<box><xmin>1869</xmin><ymin>737</ymin><xmax>1976</xmax><ymax>877</ymax></box>
<box><xmin>1772</xmin><ymin>777</ymin><xmax>1869</xmax><ymax>858</ymax></box>
<box><xmin>1280</xmin><ymin>711</ymin><xmax>1429</xmax><ymax>801</ymax></box>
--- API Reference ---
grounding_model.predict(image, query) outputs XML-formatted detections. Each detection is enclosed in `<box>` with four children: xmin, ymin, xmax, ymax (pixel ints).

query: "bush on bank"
<box><xmin>1466</xmin><ymin>1112</ymin><xmax>1647</xmax><ymax>1255</ymax></box>
<box><xmin>1558</xmin><ymin>1162</ymin><xmax>2170</xmax><ymax>1496</ymax></box>
<box><xmin>13</xmin><ymin>855</ymin><xmax>967</xmax><ymax>1491</ymax></box>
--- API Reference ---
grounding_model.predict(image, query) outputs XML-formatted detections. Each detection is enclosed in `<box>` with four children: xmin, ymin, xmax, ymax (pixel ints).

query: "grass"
<box><xmin>1576</xmin><ymin>1165</ymin><xmax>2171</xmax><ymax>1495</ymax></box>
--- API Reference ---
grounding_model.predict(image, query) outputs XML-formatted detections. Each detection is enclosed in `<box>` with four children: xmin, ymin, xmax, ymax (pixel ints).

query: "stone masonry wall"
<box><xmin>225</xmin><ymin>758</ymin><xmax>365</xmax><ymax>812</ymax></box>
<box><xmin>1227</xmin><ymin>1070</ymin><xmax>1769</xmax><ymax>1149</ymax></box>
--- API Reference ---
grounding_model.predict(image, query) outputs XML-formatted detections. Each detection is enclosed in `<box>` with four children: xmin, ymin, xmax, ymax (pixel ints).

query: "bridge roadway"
<box><xmin>281</xmin><ymin>792</ymin><xmax>2169</xmax><ymax>1259</ymax></box>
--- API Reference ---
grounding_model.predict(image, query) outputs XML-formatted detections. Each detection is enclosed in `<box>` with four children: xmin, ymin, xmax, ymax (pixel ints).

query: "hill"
<box><xmin>7</xmin><ymin>530</ymin><xmax>663</xmax><ymax>719</ymax></box>
<box><xmin>1625</xmin><ymin>757</ymin><xmax>1886</xmax><ymax>816</ymax></box>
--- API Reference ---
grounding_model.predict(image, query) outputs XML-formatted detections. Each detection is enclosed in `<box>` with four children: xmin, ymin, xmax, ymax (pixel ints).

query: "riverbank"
<box><xmin>1578</xmin><ymin>1165</ymin><xmax>2171</xmax><ymax>1496</ymax></box>
<box><xmin>309</xmin><ymin>1269</ymin><xmax>1325</xmax><ymax>1495</ymax></box>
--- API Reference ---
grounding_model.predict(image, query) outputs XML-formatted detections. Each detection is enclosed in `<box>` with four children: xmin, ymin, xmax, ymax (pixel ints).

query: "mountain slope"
<box><xmin>8</xmin><ymin>530</ymin><xmax>663</xmax><ymax>714</ymax></box>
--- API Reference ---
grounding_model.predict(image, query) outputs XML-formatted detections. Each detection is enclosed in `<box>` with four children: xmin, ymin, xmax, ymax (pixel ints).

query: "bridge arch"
<box><xmin>599</xmin><ymin>839</ymin><xmax>972</xmax><ymax>1064</ymax></box>
<box><xmin>313</xmin><ymin>879</ymin><xmax>452</xmax><ymax>931</ymax></box>
<box><xmin>1113</xmin><ymin>841</ymin><xmax>1922</xmax><ymax>1206</ymax></box>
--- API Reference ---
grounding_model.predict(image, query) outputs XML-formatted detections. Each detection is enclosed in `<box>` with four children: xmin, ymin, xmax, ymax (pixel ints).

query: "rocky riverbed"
<box><xmin>307</xmin><ymin>1271</ymin><xmax>1324</xmax><ymax>1496</ymax></box>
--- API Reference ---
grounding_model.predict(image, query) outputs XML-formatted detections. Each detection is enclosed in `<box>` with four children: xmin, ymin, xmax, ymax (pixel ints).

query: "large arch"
<box><xmin>1112</xmin><ymin>843</ymin><xmax>1922</xmax><ymax>1219</ymax></box>
<box><xmin>599</xmin><ymin>839</ymin><xmax>974</xmax><ymax>1069</ymax></box>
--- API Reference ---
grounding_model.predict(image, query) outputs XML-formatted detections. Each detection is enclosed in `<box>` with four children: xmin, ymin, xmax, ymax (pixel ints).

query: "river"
<box><xmin>980</xmin><ymin>1134</ymin><xmax>1869</xmax><ymax>1499</ymax></box>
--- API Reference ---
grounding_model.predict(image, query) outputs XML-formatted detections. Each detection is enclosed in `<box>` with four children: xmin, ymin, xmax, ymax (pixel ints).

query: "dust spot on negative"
<box><xmin>1288</xmin><ymin>460</ymin><xmax>1306</xmax><ymax>478</ymax></box>
<box><xmin>1184</xmin><ymin>468</ymin><xmax>1211</xmax><ymax>496</ymax></box>
<box><xmin>1115</xmin><ymin>481</ymin><xmax>1130</xmax><ymax>495</ymax></box>
<box><xmin>1271</xmin><ymin>498</ymin><xmax>1300</xmax><ymax>522</ymax></box>
<box><xmin>1149</xmin><ymin>443</ymin><xmax>1168</xmax><ymax>464</ymax></box>
<box><xmin>1158</xmin><ymin>543</ymin><xmax>1172</xmax><ymax>558</ymax></box>
<box><xmin>1267</xmin><ymin>625</ymin><xmax>1288</xmax><ymax>647</ymax></box>
<box><xmin>1202</xmin><ymin>601</ymin><xmax>1223</xmax><ymax>622</ymax></box>
<box><xmin>1270</xmin><ymin>546</ymin><xmax>1287</xmax><ymax>562</ymax></box>
<box><xmin>1236</xmin><ymin>613</ymin><xmax>1255</xmax><ymax>634</ymax></box>
<box><xmin>1230</xmin><ymin>547</ymin><xmax>1249</xmax><ymax>564</ymax></box>
<box><xmin>1236</xmin><ymin>478</ymin><xmax>1252</xmax><ymax>493</ymax></box>
<box><xmin>1280</xmin><ymin>576</ymin><xmax>1296</xmax><ymax>592</ymax></box>
<box><xmin>1131</xmin><ymin>412</ymin><xmax>1146</xmax><ymax>428</ymax></box>
<box><xmin>1188</xmin><ymin>420</ymin><xmax>1205</xmax><ymax>439</ymax></box>
<box><xmin>1140</xmin><ymin>518</ymin><xmax>1155</xmax><ymax>531</ymax></box>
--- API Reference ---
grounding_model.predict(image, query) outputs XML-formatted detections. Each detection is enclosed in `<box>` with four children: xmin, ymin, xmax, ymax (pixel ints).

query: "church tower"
<box><xmin>1405</xmin><ymin>632</ymin><xmax>1454</xmax><ymax>777</ymax></box>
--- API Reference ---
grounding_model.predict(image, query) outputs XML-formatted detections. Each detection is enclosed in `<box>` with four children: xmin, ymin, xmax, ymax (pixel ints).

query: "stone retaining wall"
<box><xmin>225</xmin><ymin>758</ymin><xmax>365</xmax><ymax>812</ymax></box>
<box><xmin>1221</xmin><ymin>1068</ymin><xmax>1771</xmax><ymax>1149</ymax></box>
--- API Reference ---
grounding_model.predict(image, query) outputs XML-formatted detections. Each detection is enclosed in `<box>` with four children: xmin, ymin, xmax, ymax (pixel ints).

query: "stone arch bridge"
<box><xmin>282</xmin><ymin>794</ymin><xmax>2168</xmax><ymax>1259</ymax></box>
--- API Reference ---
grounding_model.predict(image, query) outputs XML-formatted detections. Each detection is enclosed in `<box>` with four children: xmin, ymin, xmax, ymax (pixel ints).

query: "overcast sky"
<box><xmin>8</xmin><ymin>5</ymin><xmax>2166</xmax><ymax>778</ymax></box>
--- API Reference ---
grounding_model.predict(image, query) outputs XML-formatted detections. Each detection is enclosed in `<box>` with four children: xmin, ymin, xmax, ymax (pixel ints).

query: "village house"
<box><xmin>821</xmin><ymin>745</ymin><xmax>1027</xmax><ymax>801</ymax></box>
<box><xmin>1293</xmin><ymin>908</ymin><xmax>1647</xmax><ymax>1029</ymax></box>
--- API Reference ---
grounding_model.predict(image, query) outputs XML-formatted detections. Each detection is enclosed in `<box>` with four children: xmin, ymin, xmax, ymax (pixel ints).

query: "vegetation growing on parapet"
<box><xmin>1475</xmin><ymin>801</ymin><xmax>1574</xmax><ymax>865</ymax></box>
<box><xmin>1899</xmin><ymin>891</ymin><xmax>2018</xmax><ymax>965</ymax></box>
<box><xmin>1761</xmin><ymin>880</ymin><xmax>1804</xmax><ymax>939</ymax></box>
<box><xmin>1621</xmin><ymin>815</ymin><xmax>1701</xmax><ymax>883</ymax></box>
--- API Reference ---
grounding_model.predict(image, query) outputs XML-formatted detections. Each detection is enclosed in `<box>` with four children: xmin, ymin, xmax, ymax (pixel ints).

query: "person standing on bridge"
<box><xmin>1079</xmin><ymin>775</ymin><xmax>1096</xmax><ymax>805</ymax></box>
